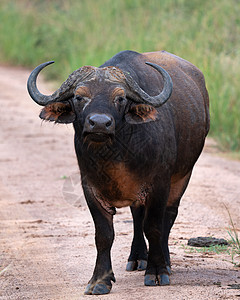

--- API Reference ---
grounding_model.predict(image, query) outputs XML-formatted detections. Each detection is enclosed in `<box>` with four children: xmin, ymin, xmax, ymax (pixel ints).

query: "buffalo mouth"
<box><xmin>83</xmin><ymin>132</ymin><xmax>114</xmax><ymax>144</ymax></box>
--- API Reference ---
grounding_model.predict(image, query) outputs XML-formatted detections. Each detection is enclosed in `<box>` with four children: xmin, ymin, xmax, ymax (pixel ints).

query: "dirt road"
<box><xmin>0</xmin><ymin>65</ymin><xmax>239</xmax><ymax>299</ymax></box>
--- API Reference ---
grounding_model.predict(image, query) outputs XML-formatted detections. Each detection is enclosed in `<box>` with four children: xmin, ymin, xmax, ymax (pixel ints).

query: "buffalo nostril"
<box><xmin>89</xmin><ymin>119</ymin><xmax>95</xmax><ymax>127</ymax></box>
<box><xmin>106</xmin><ymin>120</ymin><xmax>112</xmax><ymax>127</ymax></box>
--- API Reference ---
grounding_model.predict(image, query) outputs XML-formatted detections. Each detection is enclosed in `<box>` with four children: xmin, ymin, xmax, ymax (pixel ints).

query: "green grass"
<box><xmin>0</xmin><ymin>0</ymin><xmax>240</xmax><ymax>152</ymax></box>
<box><xmin>228</xmin><ymin>230</ymin><xmax>240</xmax><ymax>267</ymax></box>
<box><xmin>225</xmin><ymin>205</ymin><xmax>240</xmax><ymax>267</ymax></box>
<box><xmin>0</xmin><ymin>264</ymin><xmax>11</xmax><ymax>276</ymax></box>
<box><xmin>182</xmin><ymin>244</ymin><xmax>230</xmax><ymax>255</ymax></box>
<box><xmin>182</xmin><ymin>235</ymin><xmax>240</xmax><ymax>267</ymax></box>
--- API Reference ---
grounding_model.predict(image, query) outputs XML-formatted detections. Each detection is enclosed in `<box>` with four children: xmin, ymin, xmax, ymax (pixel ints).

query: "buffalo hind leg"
<box><xmin>83</xmin><ymin>184</ymin><xmax>115</xmax><ymax>295</ymax></box>
<box><xmin>126</xmin><ymin>205</ymin><xmax>148</xmax><ymax>271</ymax></box>
<box><xmin>162</xmin><ymin>170</ymin><xmax>192</xmax><ymax>274</ymax></box>
<box><xmin>144</xmin><ymin>183</ymin><xmax>170</xmax><ymax>286</ymax></box>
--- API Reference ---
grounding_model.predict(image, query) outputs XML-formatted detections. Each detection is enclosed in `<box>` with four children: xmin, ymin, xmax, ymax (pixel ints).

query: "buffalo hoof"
<box><xmin>126</xmin><ymin>260</ymin><xmax>137</xmax><ymax>271</ymax></box>
<box><xmin>126</xmin><ymin>260</ymin><xmax>147</xmax><ymax>271</ymax></box>
<box><xmin>84</xmin><ymin>271</ymin><xmax>115</xmax><ymax>295</ymax></box>
<box><xmin>144</xmin><ymin>273</ymin><xmax>170</xmax><ymax>286</ymax></box>
<box><xmin>84</xmin><ymin>283</ymin><xmax>111</xmax><ymax>295</ymax></box>
<box><xmin>166</xmin><ymin>265</ymin><xmax>172</xmax><ymax>275</ymax></box>
<box><xmin>137</xmin><ymin>260</ymin><xmax>147</xmax><ymax>271</ymax></box>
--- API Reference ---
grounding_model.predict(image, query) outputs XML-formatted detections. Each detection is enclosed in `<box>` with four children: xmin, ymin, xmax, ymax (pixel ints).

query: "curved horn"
<box><xmin>27</xmin><ymin>61</ymin><xmax>75</xmax><ymax>106</ymax></box>
<box><xmin>124</xmin><ymin>62</ymin><xmax>173</xmax><ymax>107</ymax></box>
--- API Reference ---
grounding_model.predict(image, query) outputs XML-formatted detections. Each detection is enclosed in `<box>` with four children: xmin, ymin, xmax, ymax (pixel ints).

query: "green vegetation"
<box><xmin>182</xmin><ymin>243</ymin><xmax>230</xmax><ymax>255</ymax></box>
<box><xmin>0</xmin><ymin>0</ymin><xmax>239</xmax><ymax>151</ymax></box>
<box><xmin>225</xmin><ymin>206</ymin><xmax>240</xmax><ymax>267</ymax></box>
<box><xmin>0</xmin><ymin>264</ymin><xmax>11</xmax><ymax>276</ymax></box>
<box><xmin>228</xmin><ymin>229</ymin><xmax>240</xmax><ymax>267</ymax></box>
<box><xmin>182</xmin><ymin>235</ymin><xmax>240</xmax><ymax>267</ymax></box>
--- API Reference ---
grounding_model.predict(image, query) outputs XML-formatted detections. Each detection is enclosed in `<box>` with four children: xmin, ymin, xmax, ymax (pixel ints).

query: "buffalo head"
<box><xmin>27</xmin><ymin>61</ymin><xmax>172</xmax><ymax>144</ymax></box>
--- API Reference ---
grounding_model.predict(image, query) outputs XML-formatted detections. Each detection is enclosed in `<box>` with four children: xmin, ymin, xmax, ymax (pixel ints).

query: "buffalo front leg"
<box><xmin>162</xmin><ymin>206</ymin><xmax>178</xmax><ymax>275</ymax></box>
<box><xmin>126</xmin><ymin>205</ymin><xmax>147</xmax><ymax>271</ymax></box>
<box><xmin>144</xmin><ymin>184</ymin><xmax>170</xmax><ymax>286</ymax></box>
<box><xmin>83</xmin><ymin>185</ymin><xmax>115</xmax><ymax>295</ymax></box>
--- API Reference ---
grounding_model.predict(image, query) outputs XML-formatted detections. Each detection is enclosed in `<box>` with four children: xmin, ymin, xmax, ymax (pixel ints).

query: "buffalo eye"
<box><xmin>75</xmin><ymin>95</ymin><xmax>83</xmax><ymax>101</ymax></box>
<box><xmin>115</xmin><ymin>96</ymin><xmax>127</xmax><ymax>105</ymax></box>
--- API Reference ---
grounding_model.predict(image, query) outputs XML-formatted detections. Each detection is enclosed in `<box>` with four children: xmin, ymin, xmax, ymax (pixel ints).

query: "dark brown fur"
<box><xmin>30</xmin><ymin>50</ymin><xmax>210</xmax><ymax>295</ymax></box>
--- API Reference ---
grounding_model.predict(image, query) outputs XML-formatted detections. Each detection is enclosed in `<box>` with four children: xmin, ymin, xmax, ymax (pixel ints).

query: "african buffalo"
<box><xmin>27</xmin><ymin>50</ymin><xmax>210</xmax><ymax>295</ymax></box>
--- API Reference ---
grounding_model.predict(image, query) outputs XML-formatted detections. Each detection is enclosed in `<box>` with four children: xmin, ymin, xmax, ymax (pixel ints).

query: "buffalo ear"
<box><xmin>125</xmin><ymin>104</ymin><xmax>158</xmax><ymax>124</ymax></box>
<box><xmin>39</xmin><ymin>102</ymin><xmax>75</xmax><ymax>124</ymax></box>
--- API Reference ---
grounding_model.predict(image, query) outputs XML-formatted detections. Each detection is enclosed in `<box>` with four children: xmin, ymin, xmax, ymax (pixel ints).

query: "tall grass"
<box><xmin>0</xmin><ymin>0</ymin><xmax>239</xmax><ymax>152</ymax></box>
